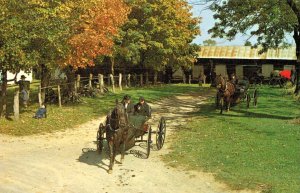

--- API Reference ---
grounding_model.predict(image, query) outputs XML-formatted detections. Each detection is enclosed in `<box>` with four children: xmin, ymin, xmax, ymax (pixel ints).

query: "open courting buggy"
<box><xmin>96</xmin><ymin>101</ymin><xmax>166</xmax><ymax>173</ymax></box>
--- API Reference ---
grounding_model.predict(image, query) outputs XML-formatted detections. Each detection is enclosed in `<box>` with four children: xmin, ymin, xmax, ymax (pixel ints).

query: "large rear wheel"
<box><xmin>156</xmin><ymin>117</ymin><xmax>166</xmax><ymax>150</ymax></box>
<box><xmin>146</xmin><ymin>126</ymin><xmax>152</xmax><ymax>158</ymax></box>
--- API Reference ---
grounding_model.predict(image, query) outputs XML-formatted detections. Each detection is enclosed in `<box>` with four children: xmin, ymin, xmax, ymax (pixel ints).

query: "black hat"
<box><xmin>21</xmin><ymin>75</ymin><xmax>26</xmax><ymax>79</ymax></box>
<box><xmin>139</xmin><ymin>96</ymin><xmax>145</xmax><ymax>101</ymax></box>
<box><xmin>123</xmin><ymin>95</ymin><xmax>131</xmax><ymax>100</ymax></box>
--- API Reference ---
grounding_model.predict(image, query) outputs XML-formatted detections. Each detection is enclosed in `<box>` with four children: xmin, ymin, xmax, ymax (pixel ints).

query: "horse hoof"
<box><xmin>120</xmin><ymin>158</ymin><xmax>124</xmax><ymax>164</ymax></box>
<box><xmin>108</xmin><ymin>169</ymin><xmax>113</xmax><ymax>174</ymax></box>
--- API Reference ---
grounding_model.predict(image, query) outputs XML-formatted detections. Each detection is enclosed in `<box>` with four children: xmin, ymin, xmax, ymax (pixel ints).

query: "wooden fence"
<box><xmin>9</xmin><ymin>72</ymin><xmax>196</xmax><ymax>120</ymax></box>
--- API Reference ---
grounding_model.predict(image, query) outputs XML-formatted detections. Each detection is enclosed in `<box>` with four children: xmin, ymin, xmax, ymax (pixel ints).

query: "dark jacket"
<box><xmin>122</xmin><ymin>101</ymin><xmax>134</xmax><ymax>115</ymax></box>
<box><xmin>134</xmin><ymin>102</ymin><xmax>151</xmax><ymax>117</ymax></box>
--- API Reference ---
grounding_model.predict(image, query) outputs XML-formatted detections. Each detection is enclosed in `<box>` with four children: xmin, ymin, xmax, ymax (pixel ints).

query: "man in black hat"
<box><xmin>121</xmin><ymin>94</ymin><xmax>134</xmax><ymax>115</ymax></box>
<box><xmin>134</xmin><ymin>96</ymin><xmax>151</xmax><ymax>117</ymax></box>
<box><xmin>16</xmin><ymin>75</ymin><xmax>30</xmax><ymax>107</ymax></box>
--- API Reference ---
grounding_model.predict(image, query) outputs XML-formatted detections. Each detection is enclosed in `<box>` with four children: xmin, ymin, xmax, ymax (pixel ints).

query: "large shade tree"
<box><xmin>0</xmin><ymin>0</ymin><xmax>129</xmax><ymax>117</ymax></box>
<box><xmin>115</xmin><ymin>0</ymin><xmax>200</xmax><ymax>81</ymax></box>
<box><xmin>194</xmin><ymin>0</ymin><xmax>300</xmax><ymax>94</ymax></box>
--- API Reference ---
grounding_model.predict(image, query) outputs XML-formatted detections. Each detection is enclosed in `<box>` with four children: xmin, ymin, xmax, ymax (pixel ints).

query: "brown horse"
<box><xmin>105</xmin><ymin>100</ymin><xmax>128</xmax><ymax>174</ymax></box>
<box><xmin>215</xmin><ymin>74</ymin><xmax>236</xmax><ymax>114</ymax></box>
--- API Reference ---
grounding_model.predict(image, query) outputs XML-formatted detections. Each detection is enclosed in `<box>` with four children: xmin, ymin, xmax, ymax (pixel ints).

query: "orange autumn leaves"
<box><xmin>67</xmin><ymin>0</ymin><xmax>129</xmax><ymax>69</ymax></box>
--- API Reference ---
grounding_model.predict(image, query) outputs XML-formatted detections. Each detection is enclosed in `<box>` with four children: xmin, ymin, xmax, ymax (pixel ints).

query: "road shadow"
<box><xmin>78</xmin><ymin>138</ymin><xmax>159</xmax><ymax>172</ymax></box>
<box><xmin>77</xmin><ymin>140</ymin><xmax>112</xmax><ymax>173</ymax></box>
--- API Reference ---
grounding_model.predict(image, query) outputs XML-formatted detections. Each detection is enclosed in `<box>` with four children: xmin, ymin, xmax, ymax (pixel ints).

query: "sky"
<box><xmin>190</xmin><ymin>2</ymin><xmax>256</xmax><ymax>46</ymax></box>
<box><xmin>190</xmin><ymin>2</ymin><xmax>295</xmax><ymax>46</ymax></box>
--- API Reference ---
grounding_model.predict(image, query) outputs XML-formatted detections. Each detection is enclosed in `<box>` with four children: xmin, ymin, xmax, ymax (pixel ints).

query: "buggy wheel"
<box><xmin>146</xmin><ymin>126</ymin><xmax>152</xmax><ymax>158</ymax></box>
<box><xmin>156</xmin><ymin>117</ymin><xmax>166</xmax><ymax>150</ymax></box>
<box><xmin>269</xmin><ymin>78</ymin><xmax>277</xmax><ymax>86</ymax></box>
<box><xmin>97</xmin><ymin>123</ymin><xmax>105</xmax><ymax>154</ymax></box>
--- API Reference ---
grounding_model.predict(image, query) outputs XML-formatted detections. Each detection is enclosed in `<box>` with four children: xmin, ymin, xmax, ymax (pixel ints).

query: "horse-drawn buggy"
<box><xmin>96</xmin><ymin>101</ymin><xmax>166</xmax><ymax>173</ymax></box>
<box><xmin>215</xmin><ymin>74</ymin><xmax>258</xmax><ymax>114</ymax></box>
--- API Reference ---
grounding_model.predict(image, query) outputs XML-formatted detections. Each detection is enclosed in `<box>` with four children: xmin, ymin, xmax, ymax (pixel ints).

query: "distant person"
<box><xmin>16</xmin><ymin>75</ymin><xmax>30</xmax><ymax>107</ymax></box>
<box><xmin>33</xmin><ymin>104</ymin><xmax>47</xmax><ymax>119</ymax></box>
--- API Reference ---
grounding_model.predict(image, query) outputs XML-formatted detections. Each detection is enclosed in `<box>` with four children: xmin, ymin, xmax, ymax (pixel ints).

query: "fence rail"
<box><xmin>6</xmin><ymin>72</ymin><xmax>196</xmax><ymax>120</ymax></box>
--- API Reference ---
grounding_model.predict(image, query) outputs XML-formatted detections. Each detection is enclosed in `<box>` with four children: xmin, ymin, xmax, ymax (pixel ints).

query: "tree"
<box><xmin>66</xmin><ymin>0</ymin><xmax>129</xmax><ymax>69</ymax></box>
<box><xmin>203</xmin><ymin>39</ymin><xmax>217</xmax><ymax>46</ymax></box>
<box><xmin>244</xmin><ymin>41</ymin><xmax>252</xmax><ymax>46</ymax></box>
<box><xmin>115</xmin><ymin>0</ymin><xmax>200</xmax><ymax>81</ymax></box>
<box><xmin>198</xmin><ymin>0</ymin><xmax>300</xmax><ymax>94</ymax></box>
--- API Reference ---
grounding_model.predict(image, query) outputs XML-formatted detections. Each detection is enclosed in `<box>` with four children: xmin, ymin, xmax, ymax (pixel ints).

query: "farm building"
<box><xmin>193</xmin><ymin>46</ymin><xmax>297</xmax><ymax>83</ymax></box>
<box><xmin>0</xmin><ymin>70</ymin><xmax>33</xmax><ymax>85</ymax></box>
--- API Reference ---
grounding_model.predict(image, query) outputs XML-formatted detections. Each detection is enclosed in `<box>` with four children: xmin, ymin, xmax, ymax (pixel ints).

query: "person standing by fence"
<box><xmin>16</xmin><ymin>75</ymin><xmax>30</xmax><ymax>107</ymax></box>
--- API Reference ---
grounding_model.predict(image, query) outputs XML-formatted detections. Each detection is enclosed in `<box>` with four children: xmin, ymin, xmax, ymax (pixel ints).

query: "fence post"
<box><xmin>38</xmin><ymin>85</ymin><xmax>42</xmax><ymax>107</ymax></box>
<box><xmin>119</xmin><ymin>73</ymin><xmax>122</xmax><ymax>91</ymax></box>
<box><xmin>110</xmin><ymin>74</ymin><xmax>115</xmax><ymax>93</ymax></box>
<box><xmin>99</xmin><ymin>74</ymin><xmax>104</xmax><ymax>93</ymax></box>
<box><xmin>89</xmin><ymin>73</ymin><xmax>93</xmax><ymax>89</ymax></box>
<box><xmin>189</xmin><ymin>75</ymin><xmax>192</xmax><ymax>84</ymax></box>
<box><xmin>57</xmin><ymin>85</ymin><xmax>62</xmax><ymax>107</ymax></box>
<box><xmin>14</xmin><ymin>88</ymin><xmax>19</xmax><ymax>121</ymax></box>
<box><xmin>127</xmin><ymin>74</ymin><xmax>131</xmax><ymax>87</ymax></box>
<box><xmin>140</xmin><ymin>74</ymin><xmax>143</xmax><ymax>86</ymax></box>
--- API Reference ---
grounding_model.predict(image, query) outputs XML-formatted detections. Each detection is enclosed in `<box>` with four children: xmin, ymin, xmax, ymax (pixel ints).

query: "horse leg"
<box><xmin>108</xmin><ymin>138</ymin><xmax>114</xmax><ymax>174</ymax></box>
<box><xmin>220</xmin><ymin>97</ymin><xmax>224</xmax><ymax>114</ymax></box>
<box><xmin>227</xmin><ymin>97</ymin><xmax>231</xmax><ymax>112</ymax></box>
<box><xmin>120</xmin><ymin>131</ymin><xmax>128</xmax><ymax>164</ymax></box>
<box><xmin>120</xmin><ymin>142</ymin><xmax>125</xmax><ymax>164</ymax></box>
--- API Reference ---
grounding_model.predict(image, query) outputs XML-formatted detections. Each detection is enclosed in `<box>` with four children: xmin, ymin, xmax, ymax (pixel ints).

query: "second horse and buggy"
<box><xmin>215</xmin><ymin>74</ymin><xmax>258</xmax><ymax>114</ymax></box>
<box><xmin>96</xmin><ymin>99</ymin><xmax>166</xmax><ymax>173</ymax></box>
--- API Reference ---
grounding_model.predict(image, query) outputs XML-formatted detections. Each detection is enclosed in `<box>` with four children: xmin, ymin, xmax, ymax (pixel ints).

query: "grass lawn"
<box><xmin>0</xmin><ymin>84</ymin><xmax>204</xmax><ymax>136</ymax></box>
<box><xmin>163</xmin><ymin>86</ymin><xmax>300</xmax><ymax>193</ymax></box>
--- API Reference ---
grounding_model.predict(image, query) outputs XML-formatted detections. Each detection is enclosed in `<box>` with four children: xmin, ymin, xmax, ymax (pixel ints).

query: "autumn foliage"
<box><xmin>66</xmin><ymin>0</ymin><xmax>129</xmax><ymax>69</ymax></box>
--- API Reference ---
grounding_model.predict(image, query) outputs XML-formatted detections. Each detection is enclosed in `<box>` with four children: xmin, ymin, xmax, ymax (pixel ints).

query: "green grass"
<box><xmin>163</xmin><ymin>86</ymin><xmax>300</xmax><ymax>193</ymax></box>
<box><xmin>0</xmin><ymin>84</ymin><xmax>203</xmax><ymax>136</ymax></box>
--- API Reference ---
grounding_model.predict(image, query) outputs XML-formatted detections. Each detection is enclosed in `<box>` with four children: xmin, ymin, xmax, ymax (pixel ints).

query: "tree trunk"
<box><xmin>154</xmin><ymin>71</ymin><xmax>158</xmax><ymax>84</ymax></box>
<box><xmin>65</xmin><ymin>66</ymin><xmax>76</xmax><ymax>95</ymax></box>
<box><xmin>110</xmin><ymin>57</ymin><xmax>115</xmax><ymax>75</ymax></box>
<box><xmin>40</xmin><ymin>64</ymin><xmax>51</xmax><ymax>104</ymax></box>
<box><xmin>293</xmin><ymin>27</ymin><xmax>300</xmax><ymax>95</ymax></box>
<box><xmin>0</xmin><ymin>70</ymin><xmax>7</xmax><ymax>118</ymax></box>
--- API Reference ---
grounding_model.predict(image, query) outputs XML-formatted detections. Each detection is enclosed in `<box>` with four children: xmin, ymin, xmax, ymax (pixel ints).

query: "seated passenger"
<box><xmin>134</xmin><ymin>96</ymin><xmax>151</xmax><ymax>117</ymax></box>
<box><xmin>121</xmin><ymin>94</ymin><xmax>134</xmax><ymax>115</ymax></box>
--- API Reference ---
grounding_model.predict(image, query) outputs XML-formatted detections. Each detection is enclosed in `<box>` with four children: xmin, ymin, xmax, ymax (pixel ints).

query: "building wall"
<box><xmin>235</xmin><ymin>65</ymin><xmax>243</xmax><ymax>79</ymax></box>
<box><xmin>192</xmin><ymin>65</ymin><xmax>203</xmax><ymax>79</ymax></box>
<box><xmin>215</xmin><ymin>64</ymin><xmax>227</xmax><ymax>78</ymax></box>
<box><xmin>262</xmin><ymin>64</ymin><xmax>273</xmax><ymax>77</ymax></box>
<box><xmin>284</xmin><ymin>65</ymin><xmax>295</xmax><ymax>70</ymax></box>
<box><xmin>173</xmin><ymin>68</ymin><xmax>184</xmax><ymax>79</ymax></box>
<box><xmin>7</xmin><ymin>70</ymin><xmax>33</xmax><ymax>85</ymax></box>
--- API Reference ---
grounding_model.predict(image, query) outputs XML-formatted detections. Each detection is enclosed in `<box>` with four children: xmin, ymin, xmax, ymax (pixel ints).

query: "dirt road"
<box><xmin>0</xmin><ymin>92</ymin><xmax>258</xmax><ymax>193</ymax></box>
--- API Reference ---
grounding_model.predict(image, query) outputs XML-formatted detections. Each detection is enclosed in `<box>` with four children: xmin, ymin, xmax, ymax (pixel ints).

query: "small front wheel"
<box><xmin>146</xmin><ymin>126</ymin><xmax>152</xmax><ymax>158</ymax></box>
<box><xmin>156</xmin><ymin>117</ymin><xmax>166</xmax><ymax>150</ymax></box>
